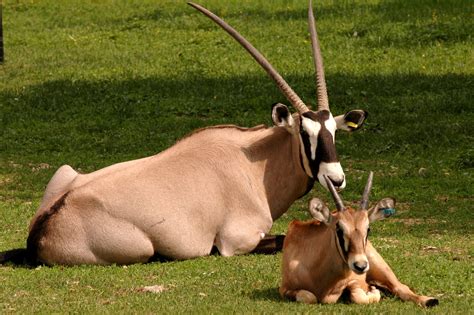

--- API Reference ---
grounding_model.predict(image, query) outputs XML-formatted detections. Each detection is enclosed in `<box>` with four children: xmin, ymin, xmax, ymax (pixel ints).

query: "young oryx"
<box><xmin>1</xmin><ymin>1</ymin><xmax>368</xmax><ymax>266</ymax></box>
<box><xmin>280</xmin><ymin>173</ymin><xmax>439</xmax><ymax>307</ymax></box>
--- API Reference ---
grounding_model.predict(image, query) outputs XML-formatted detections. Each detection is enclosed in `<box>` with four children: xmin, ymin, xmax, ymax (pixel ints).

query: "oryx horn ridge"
<box><xmin>324</xmin><ymin>175</ymin><xmax>346</xmax><ymax>212</ymax></box>
<box><xmin>360</xmin><ymin>171</ymin><xmax>374</xmax><ymax>210</ymax></box>
<box><xmin>308</xmin><ymin>0</ymin><xmax>329</xmax><ymax>111</ymax></box>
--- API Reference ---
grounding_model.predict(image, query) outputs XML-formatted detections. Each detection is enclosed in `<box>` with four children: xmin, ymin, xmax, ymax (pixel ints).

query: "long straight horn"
<box><xmin>324</xmin><ymin>176</ymin><xmax>346</xmax><ymax>212</ymax></box>
<box><xmin>188</xmin><ymin>2</ymin><xmax>309</xmax><ymax>114</ymax></box>
<box><xmin>308</xmin><ymin>0</ymin><xmax>329</xmax><ymax>111</ymax></box>
<box><xmin>360</xmin><ymin>171</ymin><xmax>374</xmax><ymax>210</ymax></box>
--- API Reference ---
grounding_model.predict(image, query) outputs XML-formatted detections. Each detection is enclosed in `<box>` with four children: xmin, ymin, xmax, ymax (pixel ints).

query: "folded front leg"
<box><xmin>348</xmin><ymin>282</ymin><xmax>381</xmax><ymax>304</ymax></box>
<box><xmin>279</xmin><ymin>288</ymin><xmax>317</xmax><ymax>304</ymax></box>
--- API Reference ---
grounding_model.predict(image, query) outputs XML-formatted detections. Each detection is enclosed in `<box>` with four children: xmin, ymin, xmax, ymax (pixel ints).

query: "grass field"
<box><xmin>1</xmin><ymin>0</ymin><xmax>473</xmax><ymax>313</ymax></box>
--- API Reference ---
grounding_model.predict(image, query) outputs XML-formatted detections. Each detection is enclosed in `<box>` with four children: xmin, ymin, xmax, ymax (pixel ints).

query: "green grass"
<box><xmin>1</xmin><ymin>0</ymin><xmax>473</xmax><ymax>313</ymax></box>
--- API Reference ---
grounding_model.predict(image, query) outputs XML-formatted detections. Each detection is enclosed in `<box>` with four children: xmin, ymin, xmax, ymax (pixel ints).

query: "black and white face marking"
<box><xmin>335</xmin><ymin>222</ymin><xmax>348</xmax><ymax>254</ymax></box>
<box><xmin>335</xmin><ymin>214</ymin><xmax>370</xmax><ymax>275</ymax></box>
<box><xmin>299</xmin><ymin>110</ymin><xmax>346</xmax><ymax>190</ymax></box>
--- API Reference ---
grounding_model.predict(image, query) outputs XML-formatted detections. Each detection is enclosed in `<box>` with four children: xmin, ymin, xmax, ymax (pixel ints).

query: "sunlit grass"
<box><xmin>0</xmin><ymin>0</ymin><xmax>472</xmax><ymax>313</ymax></box>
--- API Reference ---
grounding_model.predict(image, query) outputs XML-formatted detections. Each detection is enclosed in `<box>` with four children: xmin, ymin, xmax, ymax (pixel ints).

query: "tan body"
<box><xmin>31</xmin><ymin>125</ymin><xmax>310</xmax><ymax>265</ymax></box>
<box><xmin>280</xmin><ymin>219</ymin><xmax>380</xmax><ymax>304</ymax></box>
<box><xmin>280</xmin><ymin>192</ymin><xmax>439</xmax><ymax>308</ymax></box>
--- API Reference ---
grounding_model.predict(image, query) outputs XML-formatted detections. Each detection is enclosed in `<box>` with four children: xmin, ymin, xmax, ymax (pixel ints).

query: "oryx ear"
<box><xmin>368</xmin><ymin>198</ymin><xmax>396</xmax><ymax>222</ymax></box>
<box><xmin>309</xmin><ymin>198</ymin><xmax>332</xmax><ymax>225</ymax></box>
<box><xmin>272</xmin><ymin>103</ymin><xmax>295</xmax><ymax>133</ymax></box>
<box><xmin>335</xmin><ymin>109</ymin><xmax>368</xmax><ymax>131</ymax></box>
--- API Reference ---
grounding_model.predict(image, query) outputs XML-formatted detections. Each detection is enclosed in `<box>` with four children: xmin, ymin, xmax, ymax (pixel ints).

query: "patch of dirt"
<box><xmin>29</xmin><ymin>163</ymin><xmax>51</xmax><ymax>172</ymax></box>
<box><xmin>372</xmin><ymin>237</ymin><xmax>401</xmax><ymax>249</ymax></box>
<box><xmin>137</xmin><ymin>285</ymin><xmax>170</xmax><ymax>294</ymax></box>
<box><xmin>0</xmin><ymin>175</ymin><xmax>14</xmax><ymax>186</ymax></box>
<box><xmin>420</xmin><ymin>245</ymin><xmax>471</xmax><ymax>260</ymax></box>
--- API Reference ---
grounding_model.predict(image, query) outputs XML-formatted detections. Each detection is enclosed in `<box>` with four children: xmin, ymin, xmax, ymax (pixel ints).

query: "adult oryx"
<box><xmin>1</xmin><ymin>1</ymin><xmax>367</xmax><ymax>265</ymax></box>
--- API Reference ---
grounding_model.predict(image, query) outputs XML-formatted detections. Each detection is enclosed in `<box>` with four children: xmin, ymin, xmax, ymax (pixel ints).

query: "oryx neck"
<box><xmin>246</xmin><ymin>127</ymin><xmax>313</xmax><ymax>220</ymax></box>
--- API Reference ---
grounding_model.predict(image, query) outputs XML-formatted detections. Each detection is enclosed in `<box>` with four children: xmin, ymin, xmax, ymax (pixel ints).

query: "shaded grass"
<box><xmin>0</xmin><ymin>0</ymin><xmax>473</xmax><ymax>313</ymax></box>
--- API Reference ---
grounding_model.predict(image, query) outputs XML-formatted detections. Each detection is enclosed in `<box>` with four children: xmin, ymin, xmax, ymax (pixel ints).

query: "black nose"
<box><xmin>353</xmin><ymin>261</ymin><xmax>368</xmax><ymax>273</ymax></box>
<box><xmin>329</xmin><ymin>177</ymin><xmax>344</xmax><ymax>188</ymax></box>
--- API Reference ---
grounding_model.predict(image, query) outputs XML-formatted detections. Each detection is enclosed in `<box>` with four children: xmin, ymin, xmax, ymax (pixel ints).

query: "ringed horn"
<box><xmin>324</xmin><ymin>175</ymin><xmax>346</xmax><ymax>212</ymax></box>
<box><xmin>360</xmin><ymin>171</ymin><xmax>374</xmax><ymax>210</ymax></box>
<box><xmin>308</xmin><ymin>0</ymin><xmax>329</xmax><ymax>111</ymax></box>
<box><xmin>325</xmin><ymin>171</ymin><xmax>375</xmax><ymax>212</ymax></box>
<box><xmin>188</xmin><ymin>2</ymin><xmax>309</xmax><ymax>114</ymax></box>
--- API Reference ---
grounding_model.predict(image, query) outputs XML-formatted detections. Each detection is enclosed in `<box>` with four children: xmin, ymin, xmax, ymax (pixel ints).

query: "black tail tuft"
<box><xmin>425</xmin><ymin>298</ymin><xmax>439</xmax><ymax>308</ymax></box>
<box><xmin>0</xmin><ymin>248</ymin><xmax>37</xmax><ymax>266</ymax></box>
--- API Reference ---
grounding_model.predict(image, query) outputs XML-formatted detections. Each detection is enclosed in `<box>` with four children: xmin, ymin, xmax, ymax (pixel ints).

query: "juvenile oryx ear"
<box><xmin>334</xmin><ymin>109</ymin><xmax>368</xmax><ymax>132</ymax></box>
<box><xmin>309</xmin><ymin>198</ymin><xmax>332</xmax><ymax>225</ymax></box>
<box><xmin>368</xmin><ymin>198</ymin><xmax>396</xmax><ymax>222</ymax></box>
<box><xmin>272</xmin><ymin>103</ymin><xmax>296</xmax><ymax>133</ymax></box>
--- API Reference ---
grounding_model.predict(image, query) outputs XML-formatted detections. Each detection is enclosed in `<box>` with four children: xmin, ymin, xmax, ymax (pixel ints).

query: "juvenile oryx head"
<box><xmin>189</xmin><ymin>1</ymin><xmax>367</xmax><ymax>190</ymax></box>
<box><xmin>309</xmin><ymin>172</ymin><xmax>396</xmax><ymax>274</ymax></box>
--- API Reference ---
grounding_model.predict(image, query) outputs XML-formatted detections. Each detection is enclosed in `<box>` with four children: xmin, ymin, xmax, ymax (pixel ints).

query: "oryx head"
<box><xmin>309</xmin><ymin>172</ymin><xmax>396</xmax><ymax>274</ymax></box>
<box><xmin>189</xmin><ymin>1</ymin><xmax>367</xmax><ymax>191</ymax></box>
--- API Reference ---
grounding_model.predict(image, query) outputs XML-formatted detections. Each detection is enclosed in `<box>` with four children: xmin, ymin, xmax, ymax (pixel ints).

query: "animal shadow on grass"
<box><xmin>2</xmin><ymin>72</ymin><xmax>470</xmax><ymax>159</ymax></box>
<box><xmin>249</xmin><ymin>287</ymin><xmax>283</xmax><ymax>303</ymax></box>
<box><xmin>249</xmin><ymin>286</ymin><xmax>399</xmax><ymax>305</ymax></box>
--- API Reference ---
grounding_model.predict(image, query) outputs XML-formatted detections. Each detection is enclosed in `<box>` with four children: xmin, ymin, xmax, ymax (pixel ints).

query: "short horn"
<box><xmin>360</xmin><ymin>171</ymin><xmax>374</xmax><ymax>210</ymax></box>
<box><xmin>308</xmin><ymin>0</ymin><xmax>329</xmax><ymax>111</ymax></box>
<box><xmin>324</xmin><ymin>175</ymin><xmax>345</xmax><ymax>212</ymax></box>
<box><xmin>188</xmin><ymin>2</ymin><xmax>309</xmax><ymax>113</ymax></box>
